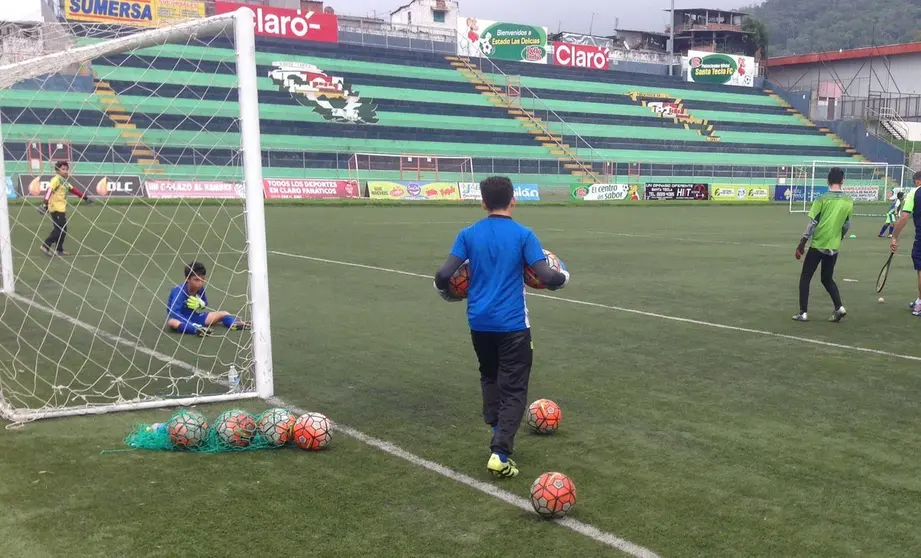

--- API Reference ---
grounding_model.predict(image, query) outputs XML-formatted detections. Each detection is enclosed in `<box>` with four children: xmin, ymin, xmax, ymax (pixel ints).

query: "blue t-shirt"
<box><xmin>167</xmin><ymin>283</ymin><xmax>208</xmax><ymax>321</ymax></box>
<box><xmin>450</xmin><ymin>215</ymin><xmax>547</xmax><ymax>332</ymax></box>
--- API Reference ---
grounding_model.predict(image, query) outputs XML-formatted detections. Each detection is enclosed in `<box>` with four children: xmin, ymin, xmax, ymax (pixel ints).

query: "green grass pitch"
<box><xmin>3</xmin><ymin>202</ymin><xmax>921</xmax><ymax>557</ymax></box>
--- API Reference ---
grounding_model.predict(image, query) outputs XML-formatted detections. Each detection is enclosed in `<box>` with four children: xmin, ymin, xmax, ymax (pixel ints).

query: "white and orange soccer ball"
<box><xmin>530</xmin><ymin>472</ymin><xmax>577</xmax><ymax>519</ymax></box>
<box><xmin>256</xmin><ymin>408</ymin><xmax>296</xmax><ymax>446</ymax></box>
<box><xmin>527</xmin><ymin>398</ymin><xmax>562</xmax><ymax>433</ymax></box>
<box><xmin>524</xmin><ymin>249</ymin><xmax>565</xmax><ymax>289</ymax></box>
<box><xmin>167</xmin><ymin>409</ymin><xmax>209</xmax><ymax>448</ymax></box>
<box><xmin>293</xmin><ymin>412</ymin><xmax>332</xmax><ymax>450</ymax></box>
<box><xmin>214</xmin><ymin>409</ymin><xmax>256</xmax><ymax>448</ymax></box>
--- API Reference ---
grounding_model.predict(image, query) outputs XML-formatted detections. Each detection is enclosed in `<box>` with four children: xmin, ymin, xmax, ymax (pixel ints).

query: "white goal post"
<box><xmin>788</xmin><ymin>160</ymin><xmax>896</xmax><ymax>214</ymax></box>
<box><xmin>347</xmin><ymin>152</ymin><xmax>476</xmax><ymax>189</ymax></box>
<box><xmin>0</xmin><ymin>9</ymin><xmax>273</xmax><ymax>422</ymax></box>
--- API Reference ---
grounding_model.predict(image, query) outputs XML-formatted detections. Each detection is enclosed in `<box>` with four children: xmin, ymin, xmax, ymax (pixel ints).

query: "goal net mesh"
<box><xmin>348</xmin><ymin>153</ymin><xmax>475</xmax><ymax>198</ymax></box>
<box><xmin>788</xmin><ymin>161</ymin><xmax>893</xmax><ymax>214</ymax></box>
<box><xmin>0</xmin><ymin>17</ymin><xmax>264</xmax><ymax>422</ymax></box>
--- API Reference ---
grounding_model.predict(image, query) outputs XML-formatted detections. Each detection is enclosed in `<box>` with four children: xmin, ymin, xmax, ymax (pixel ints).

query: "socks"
<box><xmin>221</xmin><ymin>315</ymin><xmax>238</xmax><ymax>328</ymax></box>
<box><xmin>174</xmin><ymin>321</ymin><xmax>201</xmax><ymax>335</ymax></box>
<box><xmin>492</xmin><ymin>425</ymin><xmax>498</xmax><ymax>435</ymax></box>
<box><xmin>496</xmin><ymin>453</ymin><xmax>508</xmax><ymax>463</ymax></box>
<box><xmin>880</xmin><ymin>224</ymin><xmax>889</xmax><ymax>236</ymax></box>
<box><xmin>889</xmin><ymin>225</ymin><xmax>895</xmax><ymax>235</ymax></box>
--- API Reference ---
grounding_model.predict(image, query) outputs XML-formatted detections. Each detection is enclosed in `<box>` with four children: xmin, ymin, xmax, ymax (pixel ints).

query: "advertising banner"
<box><xmin>66</xmin><ymin>0</ymin><xmax>203</xmax><ymax>27</ymax></box>
<box><xmin>686</xmin><ymin>50</ymin><xmax>756</xmax><ymax>87</ymax></box>
<box><xmin>145</xmin><ymin>180</ymin><xmax>243</xmax><ymax>199</ymax></box>
<box><xmin>5</xmin><ymin>177</ymin><xmax>16</xmax><ymax>200</ymax></box>
<box><xmin>263</xmin><ymin>179</ymin><xmax>359</xmax><ymax>200</ymax></box>
<box><xmin>155</xmin><ymin>0</ymin><xmax>204</xmax><ymax>26</ymax></box>
<box><xmin>18</xmin><ymin>175</ymin><xmax>143</xmax><ymax>197</ymax></box>
<box><xmin>842</xmin><ymin>185</ymin><xmax>881</xmax><ymax>202</ymax></box>
<box><xmin>458</xmin><ymin>17</ymin><xmax>548</xmax><ymax>64</ymax></box>
<box><xmin>570</xmin><ymin>184</ymin><xmax>640</xmax><ymax>201</ymax></box>
<box><xmin>710</xmin><ymin>184</ymin><xmax>771</xmax><ymax>202</ymax></box>
<box><xmin>215</xmin><ymin>2</ymin><xmax>338</xmax><ymax>43</ymax></box>
<box><xmin>644</xmin><ymin>183</ymin><xmax>710</xmax><ymax>201</ymax></box>
<box><xmin>553</xmin><ymin>42</ymin><xmax>610</xmax><ymax>70</ymax></box>
<box><xmin>368</xmin><ymin>181</ymin><xmax>460</xmax><ymax>201</ymax></box>
<box><xmin>774</xmin><ymin>185</ymin><xmax>829</xmax><ymax>202</ymax></box>
<box><xmin>459</xmin><ymin>183</ymin><xmax>540</xmax><ymax>201</ymax></box>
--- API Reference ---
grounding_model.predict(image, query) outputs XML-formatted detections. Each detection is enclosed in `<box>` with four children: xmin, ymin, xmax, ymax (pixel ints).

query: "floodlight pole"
<box><xmin>669</xmin><ymin>0</ymin><xmax>675</xmax><ymax>77</ymax></box>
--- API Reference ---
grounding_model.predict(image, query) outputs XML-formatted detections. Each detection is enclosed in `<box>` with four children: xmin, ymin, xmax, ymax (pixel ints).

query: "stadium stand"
<box><xmin>0</xmin><ymin>34</ymin><xmax>862</xmax><ymax>190</ymax></box>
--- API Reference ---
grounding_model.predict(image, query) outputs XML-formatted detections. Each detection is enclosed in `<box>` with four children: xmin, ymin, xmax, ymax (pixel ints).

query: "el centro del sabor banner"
<box><xmin>215</xmin><ymin>1</ymin><xmax>338</xmax><ymax>43</ymax></box>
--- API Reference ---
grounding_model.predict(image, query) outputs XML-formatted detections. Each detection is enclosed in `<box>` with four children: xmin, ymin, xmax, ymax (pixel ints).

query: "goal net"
<box><xmin>348</xmin><ymin>153</ymin><xmax>475</xmax><ymax>200</ymax></box>
<box><xmin>788</xmin><ymin>160</ymin><xmax>892</xmax><ymax>214</ymax></box>
<box><xmin>0</xmin><ymin>11</ymin><xmax>273</xmax><ymax>423</ymax></box>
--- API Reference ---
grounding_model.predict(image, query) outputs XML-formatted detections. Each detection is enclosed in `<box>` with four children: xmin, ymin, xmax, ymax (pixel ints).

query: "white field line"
<box><xmin>3</xmin><ymin>292</ymin><xmax>657</xmax><ymax>556</ymax></box>
<box><xmin>544</xmin><ymin>228</ymin><xmax>784</xmax><ymax>249</ymax></box>
<box><xmin>270</xmin><ymin>251</ymin><xmax>921</xmax><ymax>364</ymax></box>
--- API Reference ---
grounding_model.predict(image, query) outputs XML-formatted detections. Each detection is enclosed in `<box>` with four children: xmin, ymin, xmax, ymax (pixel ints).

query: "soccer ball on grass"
<box><xmin>167</xmin><ymin>409</ymin><xmax>209</xmax><ymax>448</ymax></box>
<box><xmin>530</xmin><ymin>472</ymin><xmax>577</xmax><ymax>519</ymax></box>
<box><xmin>256</xmin><ymin>408</ymin><xmax>297</xmax><ymax>446</ymax></box>
<box><xmin>214</xmin><ymin>409</ymin><xmax>257</xmax><ymax>448</ymax></box>
<box><xmin>293</xmin><ymin>412</ymin><xmax>332</xmax><ymax>450</ymax></box>
<box><xmin>527</xmin><ymin>398</ymin><xmax>562</xmax><ymax>433</ymax></box>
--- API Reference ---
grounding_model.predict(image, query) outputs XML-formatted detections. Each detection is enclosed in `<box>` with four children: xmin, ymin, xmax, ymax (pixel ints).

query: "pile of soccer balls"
<box><xmin>525</xmin><ymin>398</ymin><xmax>577</xmax><ymax>519</ymax></box>
<box><xmin>127</xmin><ymin>408</ymin><xmax>332</xmax><ymax>452</ymax></box>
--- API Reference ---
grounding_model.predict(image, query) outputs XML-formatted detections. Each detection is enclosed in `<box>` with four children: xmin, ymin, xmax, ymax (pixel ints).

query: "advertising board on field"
<box><xmin>570</xmin><ymin>184</ymin><xmax>638</xmax><ymax>201</ymax></box>
<box><xmin>644</xmin><ymin>183</ymin><xmax>710</xmax><ymax>201</ymax></box>
<box><xmin>553</xmin><ymin>42</ymin><xmax>610</xmax><ymax>70</ymax></box>
<box><xmin>18</xmin><ymin>175</ymin><xmax>143</xmax><ymax>197</ymax></box>
<box><xmin>145</xmin><ymin>180</ymin><xmax>243</xmax><ymax>199</ymax></box>
<box><xmin>842</xmin><ymin>185</ymin><xmax>880</xmax><ymax>202</ymax></box>
<box><xmin>774</xmin><ymin>185</ymin><xmax>830</xmax><ymax>202</ymax></box>
<box><xmin>215</xmin><ymin>2</ymin><xmax>338</xmax><ymax>43</ymax></box>
<box><xmin>263</xmin><ymin>179</ymin><xmax>359</xmax><ymax>200</ymax></box>
<box><xmin>368</xmin><ymin>181</ymin><xmax>460</xmax><ymax>201</ymax></box>
<box><xmin>458</xmin><ymin>17</ymin><xmax>548</xmax><ymax>64</ymax></box>
<box><xmin>459</xmin><ymin>183</ymin><xmax>541</xmax><ymax>202</ymax></box>
<box><xmin>65</xmin><ymin>0</ymin><xmax>204</xmax><ymax>28</ymax></box>
<box><xmin>710</xmin><ymin>184</ymin><xmax>770</xmax><ymax>202</ymax></box>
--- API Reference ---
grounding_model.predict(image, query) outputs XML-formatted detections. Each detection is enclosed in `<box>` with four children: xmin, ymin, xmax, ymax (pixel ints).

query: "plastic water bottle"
<box><xmin>228</xmin><ymin>365</ymin><xmax>240</xmax><ymax>393</ymax></box>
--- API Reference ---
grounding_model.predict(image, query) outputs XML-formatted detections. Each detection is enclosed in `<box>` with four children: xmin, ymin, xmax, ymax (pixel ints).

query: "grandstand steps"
<box><xmin>443</xmin><ymin>54</ymin><xmax>603</xmax><ymax>183</ymax></box>
<box><xmin>137</xmin><ymin>158</ymin><xmax>160</xmax><ymax>165</ymax></box>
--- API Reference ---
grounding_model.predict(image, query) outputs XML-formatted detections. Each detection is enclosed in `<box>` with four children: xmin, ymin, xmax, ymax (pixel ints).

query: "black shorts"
<box><xmin>913</xmin><ymin>241</ymin><xmax>921</xmax><ymax>271</ymax></box>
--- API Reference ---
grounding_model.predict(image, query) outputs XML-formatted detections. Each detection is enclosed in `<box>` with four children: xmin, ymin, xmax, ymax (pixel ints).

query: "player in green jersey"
<box><xmin>793</xmin><ymin>167</ymin><xmax>854</xmax><ymax>322</ymax></box>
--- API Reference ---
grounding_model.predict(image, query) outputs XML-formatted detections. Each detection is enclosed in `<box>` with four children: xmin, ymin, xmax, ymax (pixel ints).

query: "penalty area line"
<box><xmin>269</xmin><ymin>250</ymin><xmax>921</xmax><ymax>364</ymax></box>
<box><xmin>3</xmin><ymin>288</ymin><xmax>659</xmax><ymax>556</ymax></box>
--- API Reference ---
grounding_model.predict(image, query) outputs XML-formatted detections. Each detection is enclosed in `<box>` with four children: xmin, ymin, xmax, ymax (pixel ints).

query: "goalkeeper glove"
<box><xmin>433</xmin><ymin>281</ymin><xmax>462</xmax><ymax>303</ymax></box>
<box><xmin>548</xmin><ymin>269</ymin><xmax>571</xmax><ymax>291</ymax></box>
<box><xmin>37</xmin><ymin>204</ymin><xmax>48</xmax><ymax>216</ymax></box>
<box><xmin>186</xmin><ymin>296</ymin><xmax>206</xmax><ymax>312</ymax></box>
<box><xmin>795</xmin><ymin>238</ymin><xmax>807</xmax><ymax>260</ymax></box>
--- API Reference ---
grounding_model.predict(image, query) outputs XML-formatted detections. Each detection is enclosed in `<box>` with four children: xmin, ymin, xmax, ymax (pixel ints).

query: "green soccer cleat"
<box><xmin>229</xmin><ymin>321</ymin><xmax>251</xmax><ymax>331</ymax></box>
<box><xmin>487</xmin><ymin>453</ymin><xmax>519</xmax><ymax>478</ymax></box>
<box><xmin>195</xmin><ymin>325</ymin><xmax>214</xmax><ymax>337</ymax></box>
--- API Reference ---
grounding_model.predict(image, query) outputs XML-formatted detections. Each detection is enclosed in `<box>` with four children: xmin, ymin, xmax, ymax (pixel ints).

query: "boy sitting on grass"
<box><xmin>167</xmin><ymin>261</ymin><xmax>249</xmax><ymax>337</ymax></box>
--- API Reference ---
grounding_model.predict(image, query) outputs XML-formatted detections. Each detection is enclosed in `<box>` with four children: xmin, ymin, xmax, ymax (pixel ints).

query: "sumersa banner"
<box><xmin>18</xmin><ymin>175</ymin><xmax>143</xmax><ymax>197</ymax></box>
<box><xmin>458</xmin><ymin>17</ymin><xmax>548</xmax><ymax>64</ymax></box>
<box><xmin>215</xmin><ymin>2</ymin><xmax>338</xmax><ymax>43</ymax></box>
<box><xmin>644</xmin><ymin>183</ymin><xmax>710</xmax><ymax>201</ymax></box>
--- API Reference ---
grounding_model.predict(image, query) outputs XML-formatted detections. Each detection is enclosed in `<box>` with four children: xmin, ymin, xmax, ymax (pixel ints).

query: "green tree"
<box><xmin>742</xmin><ymin>16</ymin><xmax>769</xmax><ymax>59</ymax></box>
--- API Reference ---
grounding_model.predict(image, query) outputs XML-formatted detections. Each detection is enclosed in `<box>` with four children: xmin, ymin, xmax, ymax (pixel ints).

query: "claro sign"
<box><xmin>553</xmin><ymin>42</ymin><xmax>610</xmax><ymax>70</ymax></box>
<box><xmin>215</xmin><ymin>2</ymin><xmax>338</xmax><ymax>43</ymax></box>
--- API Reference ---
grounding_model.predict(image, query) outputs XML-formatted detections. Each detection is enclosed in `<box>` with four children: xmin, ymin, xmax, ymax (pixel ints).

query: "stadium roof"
<box><xmin>768</xmin><ymin>42</ymin><xmax>921</xmax><ymax>67</ymax></box>
<box><xmin>663</xmin><ymin>8</ymin><xmax>749</xmax><ymax>15</ymax></box>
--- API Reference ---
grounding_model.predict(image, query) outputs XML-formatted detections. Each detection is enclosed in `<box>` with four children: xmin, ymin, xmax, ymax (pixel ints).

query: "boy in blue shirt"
<box><xmin>434</xmin><ymin>176</ymin><xmax>570</xmax><ymax>478</ymax></box>
<box><xmin>166</xmin><ymin>261</ymin><xmax>249</xmax><ymax>337</ymax></box>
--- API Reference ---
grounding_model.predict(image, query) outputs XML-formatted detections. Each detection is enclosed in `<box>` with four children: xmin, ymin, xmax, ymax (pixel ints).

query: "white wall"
<box><xmin>769</xmin><ymin>52</ymin><xmax>921</xmax><ymax>97</ymax></box>
<box><xmin>391</xmin><ymin>0</ymin><xmax>458</xmax><ymax>31</ymax></box>
<box><xmin>0</xmin><ymin>0</ymin><xmax>46</xmax><ymax>23</ymax></box>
